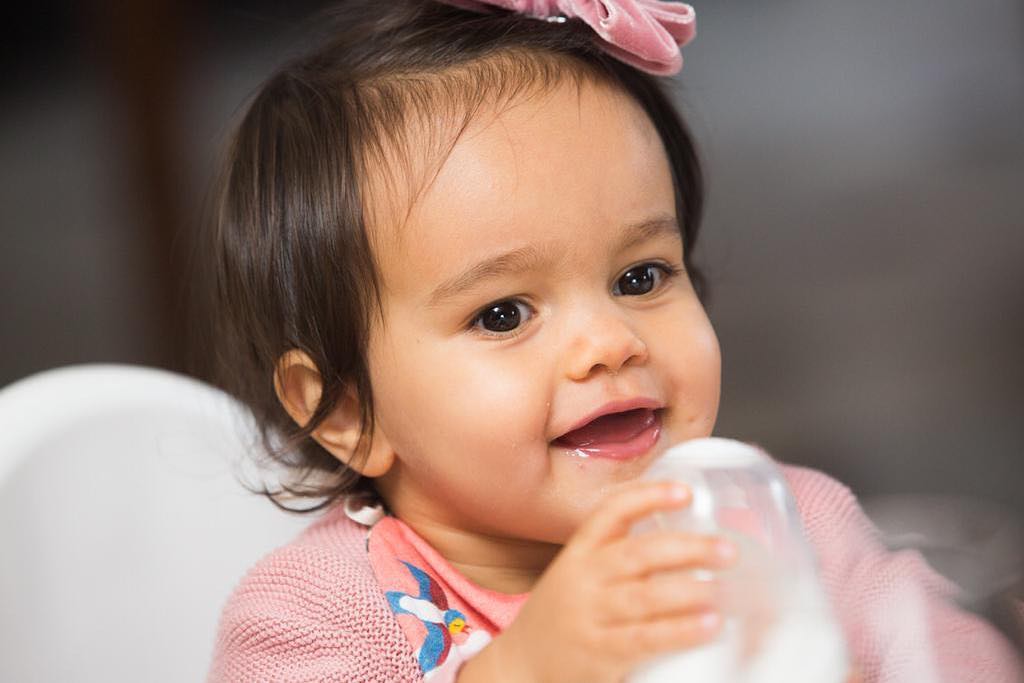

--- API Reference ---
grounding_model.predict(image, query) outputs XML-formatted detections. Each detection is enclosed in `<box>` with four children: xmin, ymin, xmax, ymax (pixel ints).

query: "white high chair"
<box><xmin>0</xmin><ymin>364</ymin><xmax>311</xmax><ymax>683</ymax></box>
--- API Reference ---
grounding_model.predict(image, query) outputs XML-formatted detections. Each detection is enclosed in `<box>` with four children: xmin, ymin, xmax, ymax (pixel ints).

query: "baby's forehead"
<box><xmin>362</xmin><ymin>77</ymin><xmax>676</xmax><ymax>295</ymax></box>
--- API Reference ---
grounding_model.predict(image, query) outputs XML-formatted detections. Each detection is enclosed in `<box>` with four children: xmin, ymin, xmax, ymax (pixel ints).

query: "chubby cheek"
<box><xmin>369</xmin><ymin>329</ymin><xmax>552</xmax><ymax>489</ymax></box>
<box><xmin>654</xmin><ymin>309</ymin><xmax>722</xmax><ymax>442</ymax></box>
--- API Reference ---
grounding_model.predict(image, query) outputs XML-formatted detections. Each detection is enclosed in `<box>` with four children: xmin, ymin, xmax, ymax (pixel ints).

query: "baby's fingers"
<box><xmin>602</xmin><ymin>573</ymin><xmax>719</xmax><ymax>624</ymax></box>
<box><xmin>570</xmin><ymin>482</ymin><xmax>691</xmax><ymax>552</ymax></box>
<box><xmin>607</xmin><ymin>610</ymin><xmax>723</xmax><ymax>663</ymax></box>
<box><xmin>606</xmin><ymin>531</ymin><xmax>736</xmax><ymax>579</ymax></box>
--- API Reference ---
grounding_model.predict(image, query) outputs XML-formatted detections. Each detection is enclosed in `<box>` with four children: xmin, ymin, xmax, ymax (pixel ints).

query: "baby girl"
<box><xmin>199</xmin><ymin>1</ymin><xmax>1024</xmax><ymax>680</ymax></box>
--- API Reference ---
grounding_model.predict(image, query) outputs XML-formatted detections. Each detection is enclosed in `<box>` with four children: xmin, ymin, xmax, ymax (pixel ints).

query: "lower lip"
<box><xmin>555</xmin><ymin>411</ymin><xmax>662</xmax><ymax>461</ymax></box>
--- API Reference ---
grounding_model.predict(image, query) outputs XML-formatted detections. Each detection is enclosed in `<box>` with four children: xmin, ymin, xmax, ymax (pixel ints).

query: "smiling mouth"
<box><xmin>553</xmin><ymin>408</ymin><xmax>662</xmax><ymax>460</ymax></box>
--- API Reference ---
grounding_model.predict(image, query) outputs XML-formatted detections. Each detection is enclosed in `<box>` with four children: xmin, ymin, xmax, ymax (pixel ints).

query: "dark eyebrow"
<box><xmin>427</xmin><ymin>244</ymin><xmax>547</xmax><ymax>307</ymax></box>
<box><xmin>618</xmin><ymin>214</ymin><xmax>680</xmax><ymax>251</ymax></box>
<box><xmin>426</xmin><ymin>214</ymin><xmax>680</xmax><ymax>307</ymax></box>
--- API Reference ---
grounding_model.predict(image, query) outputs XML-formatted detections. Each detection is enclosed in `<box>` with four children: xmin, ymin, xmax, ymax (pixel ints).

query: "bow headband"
<box><xmin>437</xmin><ymin>0</ymin><xmax>696</xmax><ymax>76</ymax></box>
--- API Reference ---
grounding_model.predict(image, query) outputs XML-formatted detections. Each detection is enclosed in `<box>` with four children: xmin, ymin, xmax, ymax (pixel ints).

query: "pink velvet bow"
<box><xmin>438</xmin><ymin>0</ymin><xmax>696</xmax><ymax>76</ymax></box>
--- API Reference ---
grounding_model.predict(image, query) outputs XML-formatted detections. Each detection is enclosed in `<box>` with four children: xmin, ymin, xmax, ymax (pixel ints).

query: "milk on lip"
<box><xmin>627</xmin><ymin>438</ymin><xmax>849</xmax><ymax>683</ymax></box>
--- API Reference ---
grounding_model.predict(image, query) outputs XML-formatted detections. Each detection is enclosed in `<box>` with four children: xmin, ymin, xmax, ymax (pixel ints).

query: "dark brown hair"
<box><xmin>192</xmin><ymin>0</ymin><xmax>706</xmax><ymax>512</ymax></box>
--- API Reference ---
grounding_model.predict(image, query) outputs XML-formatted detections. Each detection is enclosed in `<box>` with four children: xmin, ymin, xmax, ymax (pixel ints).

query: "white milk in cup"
<box><xmin>628</xmin><ymin>438</ymin><xmax>849</xmax><ymax>683</ymax></box>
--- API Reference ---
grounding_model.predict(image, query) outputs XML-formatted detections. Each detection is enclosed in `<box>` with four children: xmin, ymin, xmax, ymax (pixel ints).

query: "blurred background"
<box><xmin>1</xmin><ymin>0</ymin><xmax>1022</xmax><ymax>644</ymax></box>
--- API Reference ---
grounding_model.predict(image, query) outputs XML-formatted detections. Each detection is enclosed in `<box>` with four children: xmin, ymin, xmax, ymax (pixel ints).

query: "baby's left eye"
<box><xmin>613</xmin><ymin>263</ymin><xmax>674</xmax><ymax>296</ymax></box>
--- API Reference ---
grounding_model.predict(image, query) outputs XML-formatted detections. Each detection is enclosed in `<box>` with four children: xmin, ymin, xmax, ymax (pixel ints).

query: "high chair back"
<box><xmin>0</xmin><ymin>364</ymin><xmax>311</xmax><ymax>683</ymax></box>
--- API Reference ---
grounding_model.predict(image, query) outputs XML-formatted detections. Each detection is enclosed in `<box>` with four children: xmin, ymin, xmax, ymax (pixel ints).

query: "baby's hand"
<box><xmin>459</xmin><ymin>481</ymin><xmax>736</xmax><ymax>683</ymax></box>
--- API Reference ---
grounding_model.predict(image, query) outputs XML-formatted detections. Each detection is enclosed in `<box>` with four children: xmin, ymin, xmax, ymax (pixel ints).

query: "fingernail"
<box><xmin>716</xmin><ymin>540</ymin><xmax>737</xmax><ymax>561</ymax></box>
<box><xmin>700</xmin><ymin>611</ymin><xmax>721</xmax><ymax>630</ymax></box>
<box><xmin>667</xmin><ymin>484</ymin><xmax>688</xmax><ymax>501</ymax></box>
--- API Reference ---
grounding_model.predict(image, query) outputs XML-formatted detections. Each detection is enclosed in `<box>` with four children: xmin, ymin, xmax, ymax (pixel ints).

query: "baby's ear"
<box><xmin>273</xmin><ymin>350</ymin><xmax>394</xmax><ymax>477</ymax></box>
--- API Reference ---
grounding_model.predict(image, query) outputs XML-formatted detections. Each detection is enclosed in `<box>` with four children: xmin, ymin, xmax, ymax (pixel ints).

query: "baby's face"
<box><xmin>367</xmin><ymin>78</ymin><xmax>720</xmax><ymax>546</ymax></box>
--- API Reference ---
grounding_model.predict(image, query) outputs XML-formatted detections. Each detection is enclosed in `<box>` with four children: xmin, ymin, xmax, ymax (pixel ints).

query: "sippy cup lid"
<box><xmin>647</xmin><ymin>436</ymin><xmax>767</xmax><ymax>470</ymax></box>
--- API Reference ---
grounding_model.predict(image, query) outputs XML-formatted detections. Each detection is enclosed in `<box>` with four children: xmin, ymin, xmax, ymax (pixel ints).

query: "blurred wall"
<box><xmin>2</xmin><ymin>2</ymin><xmax>1022</xmax><ymax>519</ymax></box>
<box><xmin>687</xmin><ymin>0</ymin><xmax>1024</xmax><ymax>518</ymax></box>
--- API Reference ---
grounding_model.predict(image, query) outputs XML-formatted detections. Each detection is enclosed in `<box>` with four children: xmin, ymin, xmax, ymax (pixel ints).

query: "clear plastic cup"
<box><xmin>628</xmin><ymin>438</ymin><xmax>849</xmax><ymax>683</ymax></box>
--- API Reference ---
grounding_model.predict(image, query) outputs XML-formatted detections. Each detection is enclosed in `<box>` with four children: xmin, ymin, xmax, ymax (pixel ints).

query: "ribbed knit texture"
<box><xmin>208</xmin><ymin>464</ymin><xmax>1023</xmax><ymax>682</ymax></box>
<box><xmin>208</xmin><ymin>514</ymin><xmax>422</xmax><ymax>682</ymax></box>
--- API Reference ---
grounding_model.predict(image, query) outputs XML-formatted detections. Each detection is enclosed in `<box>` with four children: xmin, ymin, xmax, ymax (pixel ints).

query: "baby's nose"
<box><xmin>564</xmin><ymin>313</ymin><xmax>648</xmax><ymax>381</ymax></box>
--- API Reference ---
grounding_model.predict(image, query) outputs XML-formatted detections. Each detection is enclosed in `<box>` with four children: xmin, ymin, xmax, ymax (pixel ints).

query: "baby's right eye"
<box><xmin>471</xmin><ymin>299</ymin><xmax>533</xmax><ymax>336</ymax></box>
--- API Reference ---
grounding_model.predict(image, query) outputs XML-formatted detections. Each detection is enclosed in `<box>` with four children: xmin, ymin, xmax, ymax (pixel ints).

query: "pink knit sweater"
<box><xmin>208</xmin><ymin>465</ymin><xmax>1023</xmax><ymax>682</ymax></box>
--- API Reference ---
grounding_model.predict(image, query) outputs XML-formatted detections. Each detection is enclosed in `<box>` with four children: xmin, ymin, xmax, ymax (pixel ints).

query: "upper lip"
<box><xmin>552</xmin><ymin>397</ymin><xmax>664</xmax><ymax>442</ymax></box>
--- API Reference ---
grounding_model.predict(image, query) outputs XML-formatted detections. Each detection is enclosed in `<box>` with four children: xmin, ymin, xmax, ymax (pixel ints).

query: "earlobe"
<box><xmin>316</xmin><ymin>401</ymin><xmax>396</xmax><ymax>478</ymax></box>
<box><xmin>273</xmin><ymin>350</ymin><xmax>395</xmax><ymax>478</ymax></box>
<box><xmin>345</xmin><ymin>428</ymin><xmax>396</xmax><ymax>478</ymax></box>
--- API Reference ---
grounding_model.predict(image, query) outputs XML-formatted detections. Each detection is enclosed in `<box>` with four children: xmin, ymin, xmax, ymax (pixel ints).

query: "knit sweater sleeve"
<box><xmin>784</xmin><ymin>465</ymin><xmax>1024</xmax><ymax>683</ymax></box>
<box><xmin>207</xmin><ymin>520</ymin><xmax>423</xmax><ymax>683</ymax></box>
